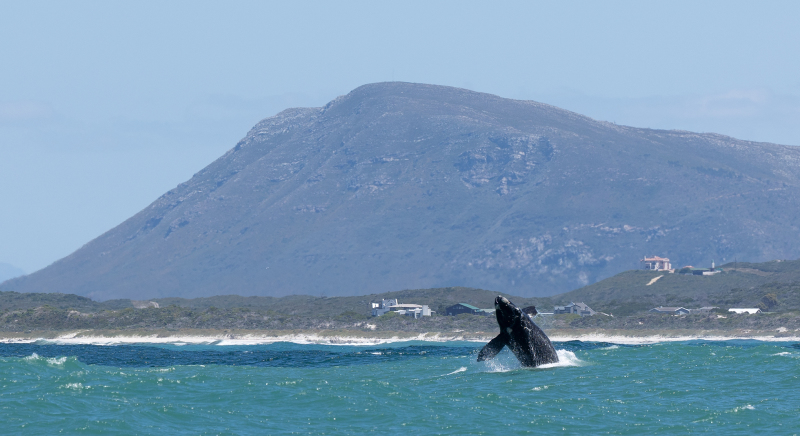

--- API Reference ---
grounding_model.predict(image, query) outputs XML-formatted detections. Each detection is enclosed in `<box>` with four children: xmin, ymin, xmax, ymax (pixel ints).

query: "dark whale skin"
<box><xmin>477</xmin><ymin>296</ymin><xmax>559</xmax><ymax>367</ymax></box>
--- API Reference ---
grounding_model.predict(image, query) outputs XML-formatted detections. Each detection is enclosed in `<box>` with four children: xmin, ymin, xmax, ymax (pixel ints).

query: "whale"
<box><xmin>477</xmin><ymin>296</ymin><xmax>559</xmax><ymax>367</ymax></box>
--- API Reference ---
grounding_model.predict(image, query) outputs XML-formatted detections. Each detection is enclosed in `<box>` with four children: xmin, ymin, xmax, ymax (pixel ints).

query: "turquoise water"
<box><xmin>1</xmin><ymin>340</ymin><xmax>799</xmax><ymax>434</ymax></box>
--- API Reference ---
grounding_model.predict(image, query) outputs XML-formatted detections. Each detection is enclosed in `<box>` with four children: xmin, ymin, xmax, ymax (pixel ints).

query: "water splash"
<box><xmin>537</xmin><ymin>350</ymin><xmax>584</xmax><ymax>369</ymax></box>
<box><xmin>479</xmin><ymin>349</ymin><xmax>584</xmax><ymax>372</ymax></box>
<box><xmin>442</xmin><ymin>367</ymin><xmax>467</xmax><ymax>376</ymax></box>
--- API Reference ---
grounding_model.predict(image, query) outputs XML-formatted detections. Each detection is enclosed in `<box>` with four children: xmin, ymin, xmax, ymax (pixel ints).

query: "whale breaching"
<box><xmin>477</xmin><ymin>296</ymin><xmax>559</xmax><ymax>367</ymax></box>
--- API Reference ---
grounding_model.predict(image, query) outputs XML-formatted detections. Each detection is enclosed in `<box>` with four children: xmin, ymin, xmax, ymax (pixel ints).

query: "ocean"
<box><xmin>1</xmin><ymin>339</ymin><xmax>798</xmax><ymax>434</ymax></box>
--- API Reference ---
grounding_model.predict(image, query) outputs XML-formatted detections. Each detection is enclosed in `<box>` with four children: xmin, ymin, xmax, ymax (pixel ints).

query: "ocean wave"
<box><xmin>8</xmin><ymin>332</ymin><xmax>800</xmax><ymax>348</ymax></box>
<box><xmin>20</xmin><ymin>333</ymin><xmax>492</xmax><ymax>347</ymax></box>
<box><xmin>22</xmin><ymin>352</ymin><xmax>70</xmax><ymax>366</ymax></box>
<box><xmin>772</xmin><ymin>351</ymin><xmax>798</xmax><ymax>357</ymax></box>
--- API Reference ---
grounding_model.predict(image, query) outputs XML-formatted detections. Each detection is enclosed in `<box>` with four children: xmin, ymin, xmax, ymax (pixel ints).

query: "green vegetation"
<box><xmin>152</xmin><ymin>287</ymin><xmax>553</xmax><ymax>319</ymax></box>
<box><xmin>0</xmin><ymin>291</ymin><xmax>132</xmax><ymax>311</ymax></box>
<box><xmin>554</xmin><ymin>259</ymin><xmax>800</xmax><ymax>316</ymax></box>
<box><xmin>2</xmin><ymin>259</ymin><xmax>800</xmax><ymax>335</ymax></box>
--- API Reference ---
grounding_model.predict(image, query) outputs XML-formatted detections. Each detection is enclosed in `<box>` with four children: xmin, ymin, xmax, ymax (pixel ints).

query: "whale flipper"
<box><xmin>477</xmin><ymin>334</ymin><xmax>507</xmax><ymax>361</ymax></box>
<box><xmin>522</xmin><ymin>306</ymin><xmax>538</xmax><ymax>316</ymax></box>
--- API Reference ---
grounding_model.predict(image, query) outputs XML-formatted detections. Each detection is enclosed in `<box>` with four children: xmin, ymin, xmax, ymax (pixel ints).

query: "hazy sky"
<box><xmin>1</xmin><ymin>0</ymin><xmax>799</xmax><ymax>274</ymax></box>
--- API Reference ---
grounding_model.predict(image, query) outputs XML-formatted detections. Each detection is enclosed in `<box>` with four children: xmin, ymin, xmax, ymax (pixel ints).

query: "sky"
<box><xmin>1</xmin><ymin>0</ymin><xmax>799</xmax><ymax>275</ymax></box>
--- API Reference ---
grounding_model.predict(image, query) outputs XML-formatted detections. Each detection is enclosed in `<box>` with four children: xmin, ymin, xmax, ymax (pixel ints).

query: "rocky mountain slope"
<box><xmin>4</xmin><ymin>82</ymin><xmax>800</xmax><ymax>300</ymax></box>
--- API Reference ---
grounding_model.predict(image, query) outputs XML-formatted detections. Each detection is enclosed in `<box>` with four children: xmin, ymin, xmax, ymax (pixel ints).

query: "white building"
<box><xmin>689</xmin><ymin>306</ymin><xmax>719</xmax><ymax>314</ymax></box>
<box><xmin>371</xmin><ymin>299</ymin><xmax>433</xmax><ymax>318</ymax></box>
<box><xmin>371</xmin><ymin>299</ymin><xmax>399</xmax><ymax>316</ymax></box>
<box><xmin>649</xmin><ymin>306</ymin><xmax>690</xmax><ymax>315</ymax></box>
<box><xmin>553</xmin><ymin>302</ymin><xmax>595</xmax><ymax>316</ymax></box>
<box><xmin>641</xmin><ymin>256</ymin><xmax>672</xmax><ymax>271</ymax></box>
<box><xmin>728</xmin><ymin>308</ymin><xmax>761</xmax><ymax>315</ymax></box>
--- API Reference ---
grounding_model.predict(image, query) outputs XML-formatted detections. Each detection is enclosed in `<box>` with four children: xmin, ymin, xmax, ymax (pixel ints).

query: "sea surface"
<box><xmin>1</xmin><ymin>339</ymin><xmax>799</xmax><ymax>434</ymax></box>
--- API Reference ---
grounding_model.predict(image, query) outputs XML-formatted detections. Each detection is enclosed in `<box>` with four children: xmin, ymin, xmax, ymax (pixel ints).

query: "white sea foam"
<box><xmin>730</xmin><ymin>405</ymin><xmax>755</xmax><ymax>412</ymax></box>
<box><xmin>772</xmin><ymin>351</ymin><xmax>797</xmax><ymax>357</ymax></box>
<box><xmin>46</xmin><ymin>356</ymin><xmax>67</xmax><ymax>365</ymax></box>
<box><xmin>480</xmin><ymin>349</ymin><xmax>583</xmax><ymax>372</ymax></box>
<box><xmin>600</xmin><ymin>345</ymin><xmax>619</xmax><ymax>350</ymax></box>
<box><xmin>9</xmin><ymin>332</ymin><xmax>491</xmax><ymax>347</ymax></box>
<box><xmin>537</xmin><ymin>350</ymin><xmax>584</xmax><ymax>369</ymax></box>
<box><xmin>21</xmin><ymin>353</ymin><xmax>68</xmax><ymax>366</ymax></box>
<box><xmin>442</xmin><ymin>367</ymin><xmax>468</xmax><ymax>376</ymax></box>
<box><xmin>4</xmin><ymin>331</ymin><xmax>800</xmax><ymax>346</ymax></box>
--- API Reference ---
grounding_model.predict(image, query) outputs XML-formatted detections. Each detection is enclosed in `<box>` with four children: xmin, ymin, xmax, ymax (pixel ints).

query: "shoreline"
<box><xmin>1</xmin><ymin>328</ymin><xmax>799</xmax><ymax>345</ymax></box>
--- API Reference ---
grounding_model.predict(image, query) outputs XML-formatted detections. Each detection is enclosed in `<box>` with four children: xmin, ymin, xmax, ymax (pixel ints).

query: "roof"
<box><xmin>389</xmin><ymin>304</ymin><xmax>423</xmax><ymax>309</ymax></box>
<box><xmin>453</xmin><ymin>303</ymin><xmax>480</xmax><ymax>310</ymax></box>
<box><xmin>728</xmin><ymin>308</ymin><xmax>761</xmax><ymax>314</ymax></box>
<box><xmin>650</xmin><ymin>306</ymin><xmax>689</xmax><ymax>312</ymax></box>
<box><xmin>642</xmin><ymin>256</ymin><xmax>670</xmax><ymax>261</ymax></box>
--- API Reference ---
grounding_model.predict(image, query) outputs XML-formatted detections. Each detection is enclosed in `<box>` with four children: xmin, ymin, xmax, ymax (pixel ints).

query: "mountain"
<box><xmin>4</xmin><ymin>82</ymin><xmax>800</xmax><ymax>300</ymax></box>
<box><xmin>0</xmin><ymin>263</ymin><xmax>24</xmax><ymax>284</ymax></box>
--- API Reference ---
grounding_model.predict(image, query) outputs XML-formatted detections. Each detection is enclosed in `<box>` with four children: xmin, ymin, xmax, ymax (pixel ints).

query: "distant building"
<box><xmin>445</xmin><ymin>303</ymin><xmax>494</xmax><ymax>316</ymax></box>
<box><xmin>371</xmin><ymin>299</ymin><xmax>433</xmax><ymax>318</ymax></box>
<box><xmin>728</xmin><ymin>308</ymin><xmax>761</xmax><ymax>315</ymax></box>
<box><xmin>679</xmin><ymin>260</ymin><xmax>722</xmax><ymax>276</ymax></box>
<box><xmin>649</xmin><ymin>306</ymin><xmax>690</xmax><ymax>315</ymax></box>
<box><xmin>553</xmin><ymin>302</ymin><xmax>595</xmax><ymax>316</ymax></box>
<box><xmin>641</xmin><ymin>256</ymin><xmax>672</xmax><ymax>271</ymax></box>
<box><xmin>689</xmin><ymin>306</ymin><xmax>719</xmax><ymax>314</ymax></box>
<box><xmin>371</xmin><ymin>299</ymin><xmax>399</xmax><ymax>317</ymax></box>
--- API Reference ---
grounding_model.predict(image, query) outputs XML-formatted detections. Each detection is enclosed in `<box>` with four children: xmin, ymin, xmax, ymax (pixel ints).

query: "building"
<box><xmin>728</xmin><ymin>308</ymin><xmax>762</xmax><ymax>315</ymax></box>
<box><xmin>389</xmin><ymin>304</ymin><xmax>433</xmax><ymax>318</ymax></box>
<box><xmin>445</xmin><ymin>303</ymin><xmax>494</xmax><ymax>316</ymax></box>
<box><xmin>371</xmin><ymin>299</ymin><xmax>434</xmax><ymax>318</ymax></box>
<box><xmin>649</xmin><ymin>306</ymin><xmax>690</xmax><ymax>315</ymax></box>
<box><xmin>371</xmin><ymin>298</ymin><xmax>399</xmax><ymax>317</ymax></box>
<box><xmin>553</xmin><ymin>302</ymin><xmax>595</xmax><ymax>316</ymax></box>
<box><xmin>679</xmin><ymin>260</ymin><xmax>722</xmax><ymax>276</ymax></box>
<box><xmin>641</xmin><ymin>256</ymin><xmax>672</xmax><ymax>271</ymax></box>
<box><xmin>689</xmin><ymin>306</ymin><xmax>719</xmax><ymax>314</ymax></box>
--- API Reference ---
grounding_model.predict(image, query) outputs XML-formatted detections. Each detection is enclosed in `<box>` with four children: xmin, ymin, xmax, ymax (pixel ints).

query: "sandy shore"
<box><xmin>1</xmin><ymin>328</ymin><xmax>798</xmax><ymax>345</ymax></box>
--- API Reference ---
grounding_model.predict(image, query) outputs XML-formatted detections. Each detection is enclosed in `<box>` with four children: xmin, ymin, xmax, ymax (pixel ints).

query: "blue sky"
<box><xmin>1</xmin><ymin>0</ymin><xmax>799</xmax><ymax>274</ymax></box>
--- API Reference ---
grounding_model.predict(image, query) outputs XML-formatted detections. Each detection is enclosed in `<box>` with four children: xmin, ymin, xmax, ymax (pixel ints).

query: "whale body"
<box><xmin>477</xmin><ymin>296</ymin><xmax>559</xmax><ymax>367</ymax></box>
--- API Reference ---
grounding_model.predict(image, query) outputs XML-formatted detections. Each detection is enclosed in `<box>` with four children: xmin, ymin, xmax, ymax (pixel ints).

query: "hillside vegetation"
<box><xmin>2</xmin><ymin>258</ymin><xmax>800</xmax><ymax>334</ymax></box>
<box><xmin>152</xmin><ymin>287</ymin><xmax>552</xmax><ymax>317</ymax></box>
<box><xmin>555</xmin><ymin>259</ymin><xmax>800</xmax><ymax>315</ymax></box>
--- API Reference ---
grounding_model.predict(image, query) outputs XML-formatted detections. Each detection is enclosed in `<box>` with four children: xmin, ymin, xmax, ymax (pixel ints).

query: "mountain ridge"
<box><xmin>4</xmin><ymin>82</ymin><xmax>800</xmax><ymax>300</ymax></box>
